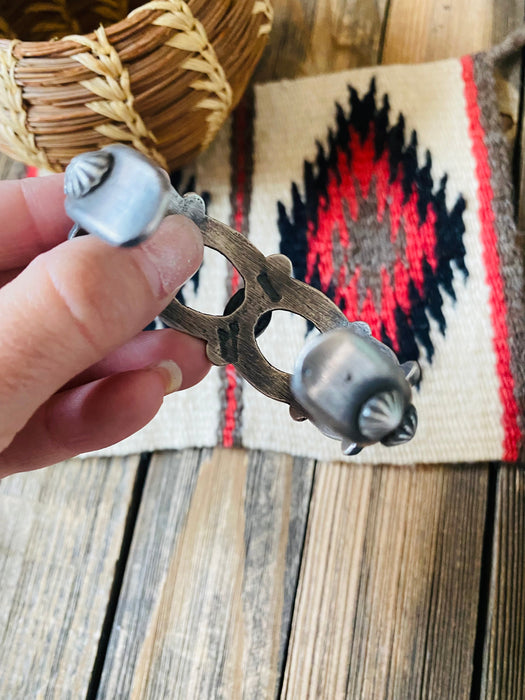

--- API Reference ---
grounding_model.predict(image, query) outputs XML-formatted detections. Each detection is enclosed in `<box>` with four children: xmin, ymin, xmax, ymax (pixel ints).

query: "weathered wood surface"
<box><xmin>254</xmin><ymin>0</ymin><xmax>389</xmax><ymax>81</ymax></box>
<box><xmin>382</xmin><ymin>0</ymin><xmax>495</xmax><ymax>64</ymax></box>
<box><xmin>0</xmin><ymin>456</ymin><xmax>140</xmax><ymax>699</ymax></box>
<box><xmin>97</xmin><ymin>449</ymin><xmax>315</xmax><ymax>698</ymax></box>
<box><xmin>282</xmin><ymin>464</ymin><xmax>489</xmax><ymax>698</ymax></box>
<box><xmin>481</xmin><ymin>467</ymin><xmax>525</xmax><ymax>699</ymax></box>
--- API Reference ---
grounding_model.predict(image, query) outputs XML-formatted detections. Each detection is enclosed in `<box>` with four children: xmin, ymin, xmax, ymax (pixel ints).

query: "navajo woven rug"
<box><xmin>86</xmin><ymin>51</ymin><xmax>525</xmax><ymax>463</ymax></box>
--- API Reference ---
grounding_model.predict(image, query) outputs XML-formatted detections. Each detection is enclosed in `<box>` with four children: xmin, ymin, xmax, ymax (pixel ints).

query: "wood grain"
<box><xmin>254</xmin><ymin>0</ymin><xmax>389</xmax><ymax>82</ymax></box>
<box><xmin>97</xmin><ymin>448</ymin><xmax>314</xmax><ymax>698</ymax></box>
<box><xmin>481</xmin><ymin>467</ymin><xmax>525</xmax><ymax>699</ymax></box>
<box><xmin>382</xmin><ymin>0</ymin><xmax>495</xmax><ymax>64</ymax></box>
<box><xmin>0</xmin><ymin>456</ymin><xmax>139</xmax><ymax>699</ymax></box>
<box><xmin>282</xmin><ymin>464</ymin><xmax>489</xmax><ymax>698</ymax></box>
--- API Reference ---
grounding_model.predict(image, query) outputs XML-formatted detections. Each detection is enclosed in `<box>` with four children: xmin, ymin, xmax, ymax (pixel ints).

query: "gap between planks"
<box><xmin>0</xmin><ymin>456</ymin><xmax>140</xmax><ymax>699</ymax></box>
<box><xmin>281</xmin><ymin>463</ymin><xmax>489</xmax><ymax>698</ymax></box>
<box><xmin>96</xmin><ymin>448</ymin><xmax>315</xmax><ymax>699</ymax></box>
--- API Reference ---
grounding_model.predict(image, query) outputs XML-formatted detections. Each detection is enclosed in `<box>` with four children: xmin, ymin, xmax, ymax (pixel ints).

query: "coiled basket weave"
<box><xmin>0</xmin><ymin>1</ymin><xmax>273</xmax><ymax>172</ymax></box>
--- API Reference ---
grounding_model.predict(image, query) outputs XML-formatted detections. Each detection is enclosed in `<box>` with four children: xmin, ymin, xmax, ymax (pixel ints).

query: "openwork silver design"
<box><xmin>64</xmin><ymin>144</ymin><xmax>420</xmax><ymax>455</ymax></box>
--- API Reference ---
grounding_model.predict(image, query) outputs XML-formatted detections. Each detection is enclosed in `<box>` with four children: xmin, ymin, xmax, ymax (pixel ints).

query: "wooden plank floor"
<box><xmin>1</xmin><ymin>1</ymin><xmax>525</xmax><ymax>698</ymax></box>
<box><xmin>98</xmin><ymin>449</ymin><xmax>314</xmax><ymax>698</ymax></box>
<box><xmin>0</xmin><ymin>456</ymin><xmax>141</xmax><ymax>698</ymax></box>
<box><xmin>282</xmin><ymin>465</ymin><xmax>489</xmax><ymax>698</ymax></box>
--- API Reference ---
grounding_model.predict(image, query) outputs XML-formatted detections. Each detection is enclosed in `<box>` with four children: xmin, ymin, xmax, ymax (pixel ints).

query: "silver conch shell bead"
<box><xmin>64</xmin><ymin>149</ymin><xmax>113</xmax><ymax>199</ymax></box>
<box><xmin>381</xmin><ymin>405</ymin><xmax>418</xmax><ymax>446</ymax></box>
<box><xmin>358</xmin><ymin>390</ymin><xmax>405</xmax><ymax>441</ymax></box>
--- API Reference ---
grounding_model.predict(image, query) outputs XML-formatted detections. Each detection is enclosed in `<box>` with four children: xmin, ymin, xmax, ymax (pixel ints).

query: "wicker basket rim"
<box><xmin>0</xmin><ymin>4</ymin><xmax>159</xmax><ymax>51</ymax></box>
<box><xmin>0</xmin><ymin>0</ymin><xmax>273</xmax><ymax>172</ymax></box>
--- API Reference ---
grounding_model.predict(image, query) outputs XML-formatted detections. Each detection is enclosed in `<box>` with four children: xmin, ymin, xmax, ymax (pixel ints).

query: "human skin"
<box><xmin>0</xmin><ymin>174</ymin><xmax>211</xmax><ymax>478</ymax></box>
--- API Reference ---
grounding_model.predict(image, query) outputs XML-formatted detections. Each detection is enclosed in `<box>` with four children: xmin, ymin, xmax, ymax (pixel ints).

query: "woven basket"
<box><xmin>0</xmin><ymin>1</ymin><xmax>273</xmax><ymax>172</ymax></box>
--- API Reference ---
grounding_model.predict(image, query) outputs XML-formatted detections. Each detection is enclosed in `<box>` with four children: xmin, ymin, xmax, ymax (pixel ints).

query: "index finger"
<box><xmin>0</xmin><ymin>174</ymin><xmax>72</xmax><ymax>269</ymax></box>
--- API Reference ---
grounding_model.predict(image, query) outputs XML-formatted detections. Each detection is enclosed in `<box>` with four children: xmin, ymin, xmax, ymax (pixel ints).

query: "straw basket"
<box><xmin>0</xmin><ymin>1</ymin><xmax>273</xmax><ymax>172</ymax></box>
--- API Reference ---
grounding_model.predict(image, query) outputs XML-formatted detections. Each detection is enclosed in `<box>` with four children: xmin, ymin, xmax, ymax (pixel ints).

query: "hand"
<box><xmin>0</xmin><ymin>174</ymin><xmax>210</xmax><ymax>478</ymax></box>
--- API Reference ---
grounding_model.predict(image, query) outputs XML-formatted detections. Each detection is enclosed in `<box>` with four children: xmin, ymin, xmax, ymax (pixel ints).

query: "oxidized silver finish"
<box><xmin>64</xmin><ymin>149</ymin><xmax>113</xmax><ymax>199</ymax></box>
<box><xmin>64</xmin><ymin>144</ymin><xmax>207</xmax><ymax>247</ymax></box>
<box><xmin>291</xmin><ymin>326</ymin><xmax>419</xmax><ymax>455</ymax></box>
<box><xmin>359</xmin><ymin>391</ymin><xmax>405</xmax><ymax>440</ymax></box>
<box><xmin>64</xmin><ymin>145</ymin><xmax>420</xmax><ymax>455</ymax></box>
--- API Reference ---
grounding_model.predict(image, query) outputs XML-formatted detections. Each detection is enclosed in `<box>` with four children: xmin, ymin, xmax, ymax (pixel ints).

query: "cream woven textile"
<box><xmin>88</xmin><ymin>53</ymin><xmax>524</xmax><ymax>463</ymax></box>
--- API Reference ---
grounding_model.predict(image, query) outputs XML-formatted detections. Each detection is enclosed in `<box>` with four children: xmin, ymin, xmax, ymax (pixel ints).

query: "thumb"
<box><xmin>0</xmin><ymin>214</ymin><xmax>202</xmax><ymax>450</ymax></box>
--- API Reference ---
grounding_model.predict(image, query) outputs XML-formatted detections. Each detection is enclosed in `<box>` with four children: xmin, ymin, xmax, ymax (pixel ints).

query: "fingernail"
<box><xmin>134</xmin><ymin>215</ymin><xmax>203</xmax><ymax>300</ymax></box>
<box><xmin>152</xmin><ymin>360</ymin><xmax>183</xmax><ymax>395</ymax></box>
